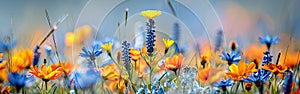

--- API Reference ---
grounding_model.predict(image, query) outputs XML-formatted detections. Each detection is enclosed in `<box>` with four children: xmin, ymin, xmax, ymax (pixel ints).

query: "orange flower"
<box><xmin>262</xmin><ymin>63</ymin><xmax>286</xmax><ymax>75</ymax></box>
<box><xmin>129</xmin><ymin>48</ymin><xmax>141</xmax><ymax>61</ymax></box>
<box><xmin>164</xmin><ymin>54</ymin><xmax>183</xmax><ymax>71</ymax></box>
<box><xmin>99</xmin><ymin>64</ymin><xmax>126</xmax><ymax>92</ymax></box>
<box><xmin>30</xmin><ymin>64</ymin><xmax>63</xmax><ymax>81</ymax></box>
<box><xmin>107</xmin><ymin>78</ymin><xmax>126</xmax><ymax>92</ymax></box>
<box><xmin>0</xmin><ymin>61</ymin><xmax>6</xmax><ymax>70</ymax></box>
<box><xmin>243</xmin><ymin>45</ymin><xmax>266</xmax><ymax>63</ymax></box>
<box><xmin>141</xmin><ymin>46</ymin><xmax>147</xmax><ymax>55</ymax></box>
<box><xmin>0</xmin><ymin>53</ymin><xmax>3</xmax><ymax>60</ymax></box>
<box><xmin>197</xmin><ymin>64</ymin><xmax>224</xmax><ymax>84</ymax></box>
<box><xmin>59</xmin><ymin>62</ymin><xmax>76</xmax><ymax>76</ymax></box>
<box><xmin>100</xmin><ymin>64</ymin><xmax>119</xmax><ymax>81</ymax></box>
<box><xmin>10</xmin><ymin>50</ymin><xmax>34</xmax><ymax>72</ymax></box>
<box><xmin>226</xmin><ymin>61</ymin><xmax>257</xmax><ymax>81</ymax></box>
<box><xmin>280</xmin><ymin>53</ymin><xmax>299</xmax><ymax>68</ymax></box>
<box><xmin>0</xmin><ymin>61</ymin><xmax>7</xmax><ymax>82</ymax></box>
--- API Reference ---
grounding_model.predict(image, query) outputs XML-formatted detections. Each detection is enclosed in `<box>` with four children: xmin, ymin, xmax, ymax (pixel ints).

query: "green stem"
<box><xmin>241</xmin><ymin>82</ymin><xmax>246</xmax><ymax>93</ymax></box>
<box><xmin>226</xmin><ymin>87</ymin><xmax>229</xmax><ymax>94</ymax></box>
<box><xmin>230</xmin><ymin>83</ymin><xmax>234</xmax><ymax>94</ymax></box>
<box><xmin>235</xmin><ymin>82</ymin><xmax>240</xmax><ymax>93</ymax></box>
<box><xmin>149</xmin><ymin>55</ymin><xmax>153</xmax><ymax>91</ymax></box>
<box><xmin>273</xmin><ymin>75</ymin><xmax>277</xmax><ymax>94</ymax></box>
<box><xmin>45</xmin><ymin>81</ymin><xmax>48</xmax><ymax>93</ymax></box>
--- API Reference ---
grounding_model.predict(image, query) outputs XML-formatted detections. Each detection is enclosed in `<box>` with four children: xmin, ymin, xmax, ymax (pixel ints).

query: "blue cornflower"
<box><xmin>283</xmin><ymin>70</ymin><xmax>293</xmax><ymax>94</ymax></box>
<box><xmin>79</xmin><ymin>44</ymin><xmax>102</xmax><ymax>61</ymax></box>
<box><xmin>145</xmin><ymin>20</ymin><xmax>156</xmax><ymax>56</ymax></box>
<box><xmin>214</xmin><ymin>78</ymin><xmax>234</xmax><ymax>88</ymax></box>
<box><xmin>220</xmin><ymin>50</ymin><xmax>242</xmax><ymax>65</ymax></box>
<box><xmin>122</xmin><ymin>41</ymin><xmax>131</xmax><ymax>71</ymax></box>
<box><xmin>214</xmin><ymin>30</ymin><xmax>224</xmax><ymax>52</ymax></box>
<box><xmin>0</xmin><ymin>36</ymin><xmax>16</xmax><ymax>53</ymax></box>
<box><xmin>243</xmin><ymin>69</ymin><xmax>271</xmax><ymax>83</ymax></box>
<box><xmin>33</xmin><ymin>45</ymin><xmax>41</xmax><ymax>66</ymax></box>
<box><xmin>8</xmin><ymin>72</ymin><xmax>35</xmax><ymax>91</ymax></box>
<box><xmin>243</xmin><ymin>69</ymin><xmax>271</xmax><ymax>93</ymax></box>
<box><xmin>262</xmin><ymin>51</ymin><xmax>273</xmax><ymax>65</ymax></box>
<box><xmin>71</xmin><ymin>68</ymin><xmax>101</xmax><ymax>89</ymax></box>
<box><xmin>259</xmin><ymin>34</ymin><xmax>279</xmax><ymax>49</ymax></box>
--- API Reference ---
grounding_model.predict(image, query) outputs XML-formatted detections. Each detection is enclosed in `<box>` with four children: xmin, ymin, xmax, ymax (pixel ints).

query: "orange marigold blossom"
<box><xmin>10</xmin><ymin>50</ymin><xmax>34</xmax><ymax>72</ymax></box>
<box><xmin>30</xmin><ymin>64</ymin><xmax>63</xmax><ymax>81</ymax></box>
<box><xmin>129</xmin><ymin>48</ymin><xmax>141</xmax><ymax>61</ymax></box>
<box><xmin>164</xmin><ymin>54</ymin><xmax>183</xmax><ymax>71</ymax></box>
<box><xmin>59</xmin><ymin>62</ymin><xmax>76</xmax><ymax>76</ymax></box>
<box><xmin>226</xmin><ymin>61</ymin><xmax>257</xmax><ymax>81</ymax></box>
<box><xmin>100</xmin><ymin>64</ymin><xmax>119</xmax><ymax>81</ymax></box>
<box><xmin>262</xmin><ymin>63</ymin><xmax>286</xmax><ymax>75</ymax></box>
<box><xmin>99</xmin><ymin>64</ymin><xmax>126</xmax><ymax>92</ymax></box>
<box><xmin>197</xmin><ymin>64</ymin><xmax>224</xmax><ymax>84</ymax></box>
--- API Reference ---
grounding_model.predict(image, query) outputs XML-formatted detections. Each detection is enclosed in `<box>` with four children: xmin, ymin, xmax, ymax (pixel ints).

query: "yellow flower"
<box><xmin>163</xmin><ymin>38</ymin><xmax>174</xmax><ymax>49</ymax></box>
<box><xmin>100</xmin><ymin>64</ymin><xmax>119</xmax><ymax>81</ymax></box>
<box><xmin>129</xmin><ymin>48</ymin><xmax>141</xmax><ymax>61</ymax></box>
<box><xmin>141</xmin><ymin>10</ymin><xmax>161</xmax><ymax>19</ymax></box>
<box><xmin>226</xmin><ymin>61</ymin><xmax>257</xmax><ymax>81</ymax></box>
<box><xmin>10</xmin><ymin>50</ymin><xmax>34</xmax><ymax>72</ymax></box>
<box><xmin>30</xmin><ymin>64</ymin><xmax>63</xmax><ymax>81</ymax></box>
<box><xmin>102</xmin><ymin>43</ymin><xmax>113</xmax><ymax>52</ymax></box>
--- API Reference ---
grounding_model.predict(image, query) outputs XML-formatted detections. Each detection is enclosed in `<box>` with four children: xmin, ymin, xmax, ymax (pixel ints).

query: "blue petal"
<box><xmin>81</xmin><ymin>47</ymin><xmax>89</xmax><ymax>55</ymax></box>
<box><xmin>243</xmin><ymin>78</ymin><xmax>255</xmax><ymax>82</ymax></box>
<box><xmin>271</xmin><ymin>36</ymin><xmax>280</xmax><ymax>44</ymax></box>
<box><xmin>232</xmin><ymin>56</ymin><xmax>242</xmax><ymax>62</ymax></box>
<box><xmin>72</xmin><ymin>69</ymin><xmax>101</xmax><ymax>88</ymax></box>
<box><xmin>258</xmin><ymin>37</ymin><xmax>266</xmax><ymax>44</ymax></box>
<box><xmin>94</xmin><ymin>50</ymin><xmax>102</xmax><ymax>57</ymax></box>
<box><xmin>93</xmin><ymin>44</ymin><xmax>100</xmax><ymax>51</ymax></box>
<box><xmin>265</xmin><ymin>34</ymin><xmax>271</xmax><ymax>42</ymax></box>
<box><xmin>79</xmin><ymin>53</ymin><xmax>89</xmax><ymax>57</ymax></box>
<box><xmin>8</xmin><ymin>73</ymin><xmax>17</xmax><ymax>85</ymax></box>
<box><xmin>25</xmin><ymin>74</ymin><xmax>35</xmax><ymax>87</ymax></box>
